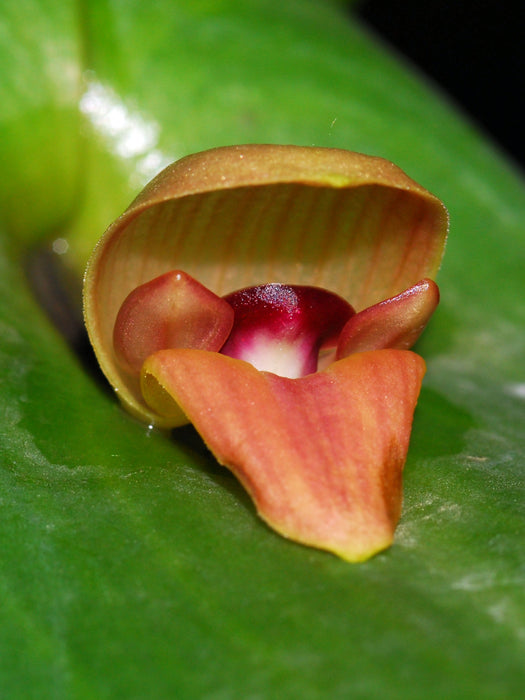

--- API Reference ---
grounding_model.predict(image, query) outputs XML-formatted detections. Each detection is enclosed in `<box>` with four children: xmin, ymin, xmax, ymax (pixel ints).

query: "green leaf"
<box><xmin>1</xmin><ymin>0</ymin><xmax>523</xmax><ymax>698</ymax></box>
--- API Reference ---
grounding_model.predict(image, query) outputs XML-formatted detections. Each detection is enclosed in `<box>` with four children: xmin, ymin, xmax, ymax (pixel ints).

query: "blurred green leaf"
<box><xmin>1</xmin><ymin>0</ymin><xmax>524</xmax><ymax>698</ymax></box>
<box><xmin>0</xmin><ymin>0</ymin><xmax>81</xmax><ymax>246</ymax></box>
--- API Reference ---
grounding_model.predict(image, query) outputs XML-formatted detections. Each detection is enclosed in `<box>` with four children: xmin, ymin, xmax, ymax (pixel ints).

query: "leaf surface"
<box><xmin>0</xmin><ymin>1</ymin><xmax>524</xmax><ymax>697</ymax></box>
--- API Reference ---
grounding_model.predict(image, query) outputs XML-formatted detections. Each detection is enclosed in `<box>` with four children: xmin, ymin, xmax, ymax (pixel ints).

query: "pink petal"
<box><xmin>336</xmin><ymin>279</ymin><xmax>439</xmax><ymax>358</ymax></box>
<box><xmin>113</xmin><ymin>270</ymin><xmax>234</xmax><ymax>375</ymax></box>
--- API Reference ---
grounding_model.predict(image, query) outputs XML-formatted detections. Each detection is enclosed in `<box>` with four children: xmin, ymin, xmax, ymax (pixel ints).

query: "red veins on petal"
<box><xmin>221</xmin><ymin>283</ymin><xmax>354</xmax><ymax>377</ymax></box>
<box><xmin>113</xmin><ymin>270</ymin><xmax>234</xmax><ymax>375</ymax></box>
<box><xmin>141</xmin><ymin>348</ymin><xmax>426</xmax><ymax>562</ymax></box>
<box><xmin>336</xmin><ymin>279</ymin><xmax>440</xmax><ymax>359</ymax></box>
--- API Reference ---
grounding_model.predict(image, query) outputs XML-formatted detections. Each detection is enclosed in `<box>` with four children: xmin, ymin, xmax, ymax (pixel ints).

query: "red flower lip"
<box><xmin>221</xmin><ymin>283</ymin><xmax>354</xmax><ymax>377</ymax></box>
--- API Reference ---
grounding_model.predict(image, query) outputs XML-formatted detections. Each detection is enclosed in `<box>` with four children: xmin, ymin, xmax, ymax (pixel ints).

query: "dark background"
<box><xmin>356</xmin><ymin>0</ymin><xmax>524</xmax><ymax>170</ymax></box>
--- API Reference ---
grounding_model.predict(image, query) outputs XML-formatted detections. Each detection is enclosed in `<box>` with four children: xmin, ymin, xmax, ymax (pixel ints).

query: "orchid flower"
<box><xmin>84</xmin><ymin>145</ymin><xmax>448</xmax><ymax>561</ymax></box>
